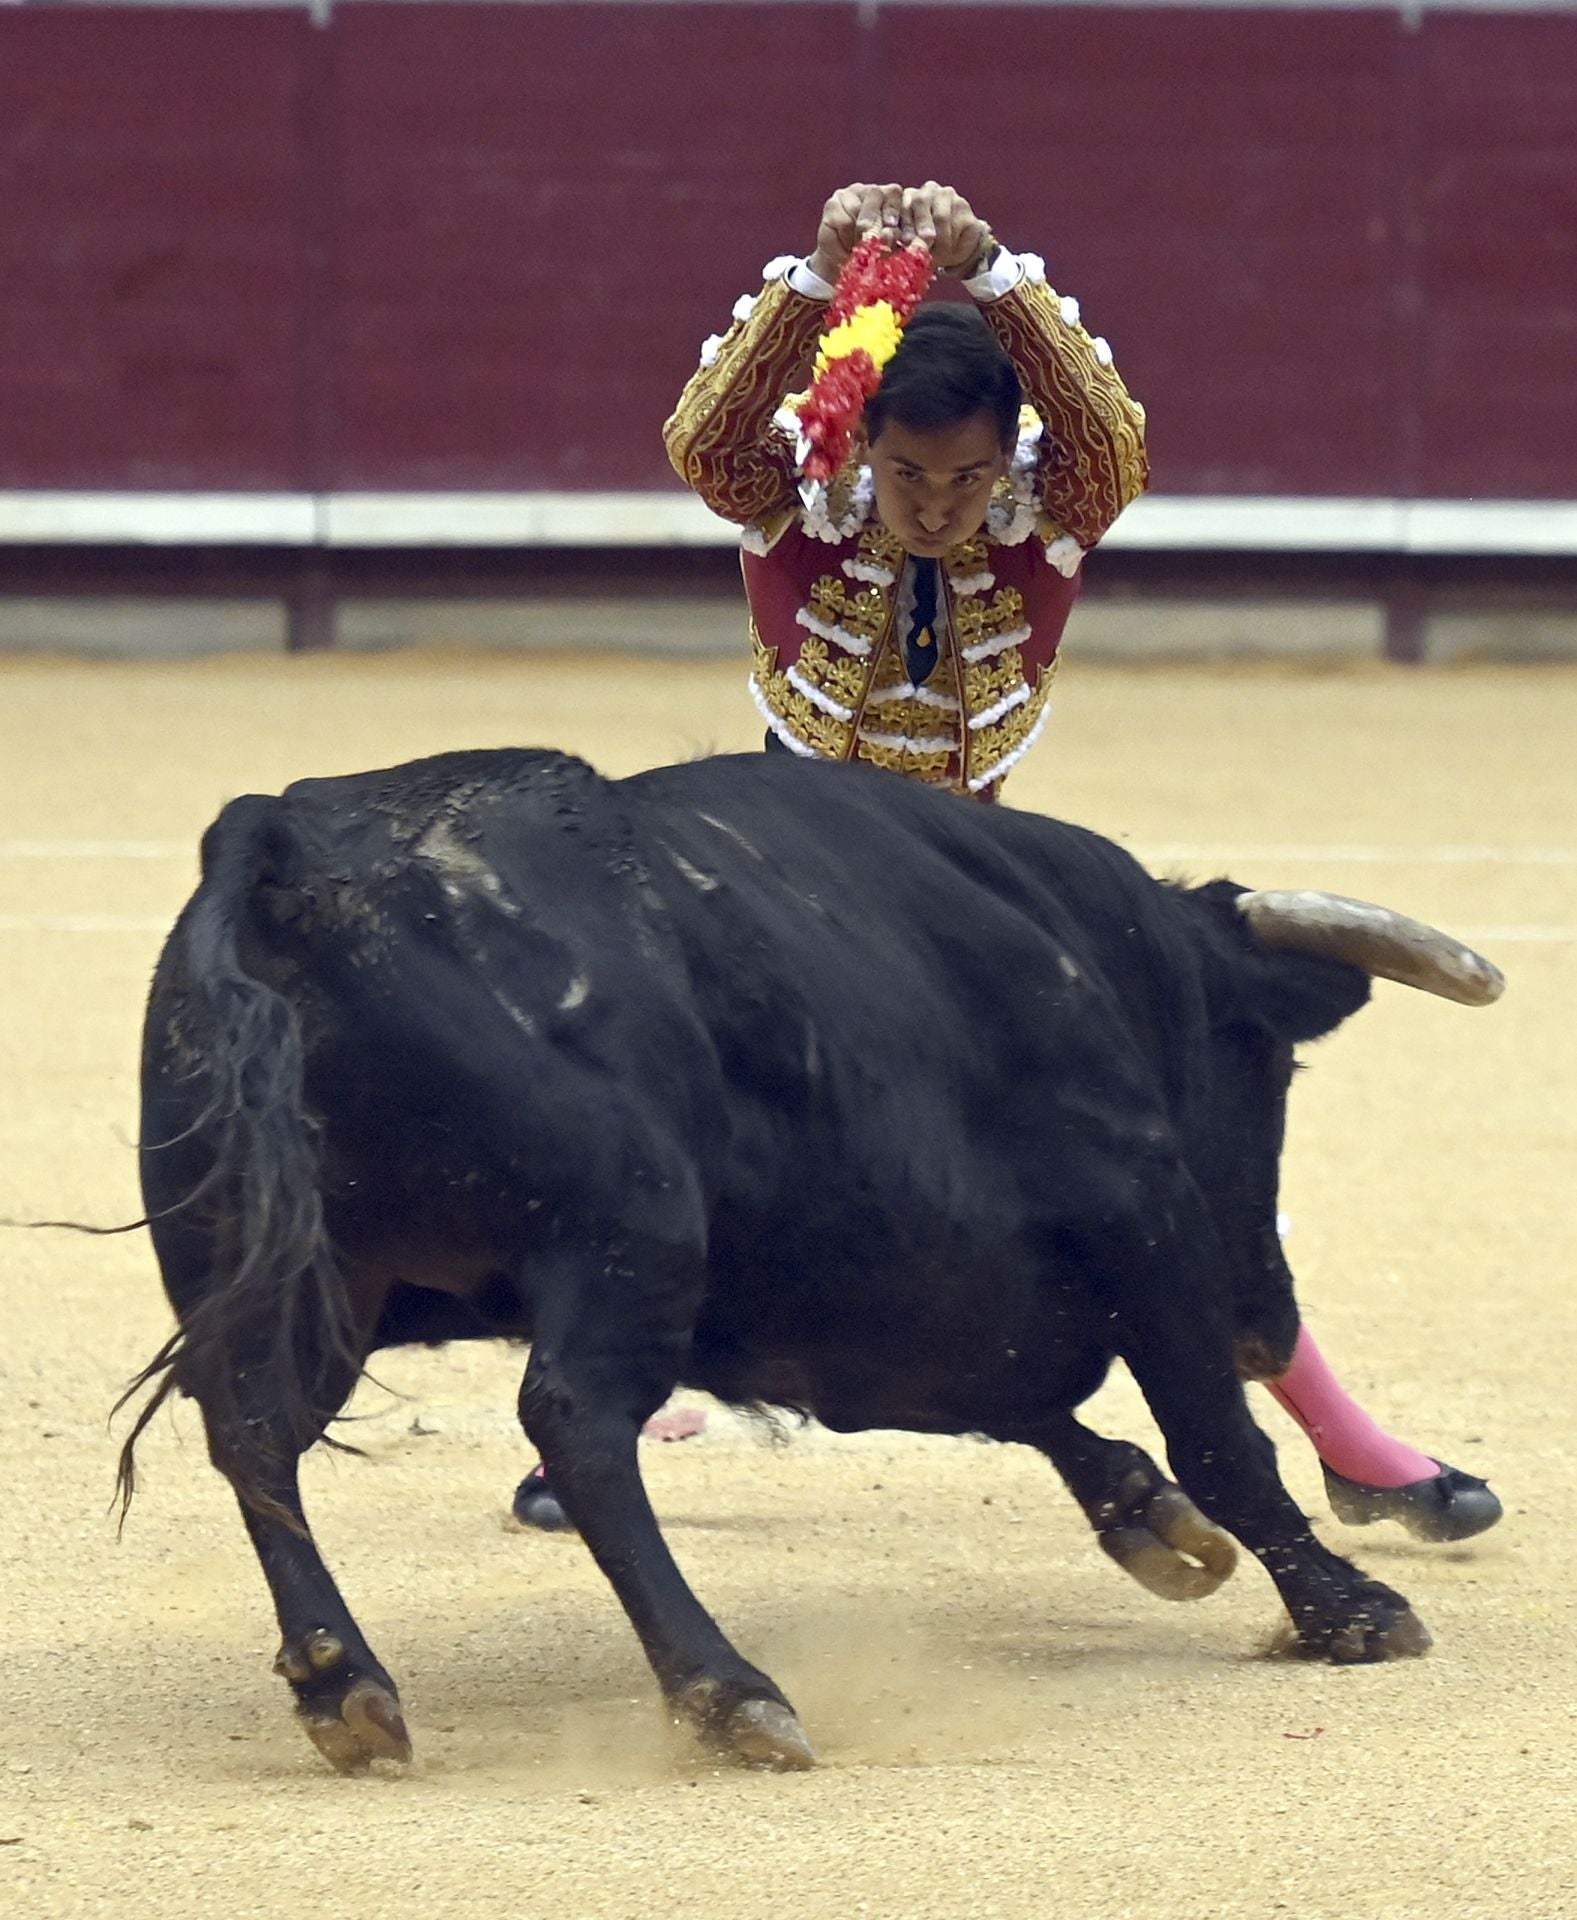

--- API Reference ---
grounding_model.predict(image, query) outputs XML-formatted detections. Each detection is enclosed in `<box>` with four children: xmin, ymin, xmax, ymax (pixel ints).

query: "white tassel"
<box><xmin>798</xmin><ymin>464</ymin><xmax>874</xmax><ymax>544</ymax></box>
<box><xmin>1044</xmin><ymin>535</ymin><xmax>1084</xmax><ymax>578</ymax></box>
<box><xmin>984</xmin><ymin>409</ymin><xmax>1045</xmax><ymax>547</ymax></box>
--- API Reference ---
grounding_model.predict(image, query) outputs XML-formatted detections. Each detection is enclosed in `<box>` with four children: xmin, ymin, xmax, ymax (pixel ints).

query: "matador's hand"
<box><xmin>807</xmin><ymin>183</ymin><xmax>904</xmax><ymax>285</ymax></box>
<box><xmin>902</xmin><ymin>182</ymin><xmax>993</xmax><ymax>275</ymax></box>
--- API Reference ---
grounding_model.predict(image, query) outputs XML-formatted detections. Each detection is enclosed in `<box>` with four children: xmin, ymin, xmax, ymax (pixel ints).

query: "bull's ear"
<box><xmin>1238</xmin><ymin>890</ymin><xmax>1505</xmax><ymax>1008</ymax></box>
<box><xmin>1246</xmin><ymin>948</ymin><xmax>1374</xmax><ymax>1045</ymax></box>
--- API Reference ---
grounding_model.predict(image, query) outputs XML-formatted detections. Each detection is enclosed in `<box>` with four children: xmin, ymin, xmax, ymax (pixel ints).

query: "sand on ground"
<box><xmin>2</xmin><ymin>650</ymin><xmax>1574</xmax><ymax>1920</ymax></box>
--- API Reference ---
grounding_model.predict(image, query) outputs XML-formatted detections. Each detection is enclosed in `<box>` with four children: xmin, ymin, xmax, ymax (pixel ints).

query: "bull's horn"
<box><xmin>1237</xmin><ymin>889</ymin><xmax>1505</xmax><ymax>1007</ymax></box>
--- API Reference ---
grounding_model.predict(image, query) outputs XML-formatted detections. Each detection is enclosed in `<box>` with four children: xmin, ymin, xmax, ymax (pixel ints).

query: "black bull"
<box><xmin>120</xmin><ymin>747</ymin><xmax>1503</xmax><ymax>1772</ymax></box>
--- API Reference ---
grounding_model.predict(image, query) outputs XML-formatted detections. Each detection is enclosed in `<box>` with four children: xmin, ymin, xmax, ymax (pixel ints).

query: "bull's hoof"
<box><xmin>1324</xmin><ymin>1605</ymin><xmax>1433</xmax><ymax>1664</ymax></box>
<box><xmin>298</xmin><ymin>1679</ymin><xmax>413</xmax><ymax>1773</ymax></box>
<box><xmin>721</xmin><ymin>1698</ymin><xmax>817</xmax><ymax>1771</ymax></box>
<box><xmin>1323</xmin><ymin>1460</ymin><xmax>1503</xmax><ymax>1544</ymax></box>
<box><xmin>276</xmin><ymin>1632</ymin><xmax>412</xmax><ymax>1773</ymax></box>
<box><xmin>1284</xmin><ymin>1584</ymin><xmax>1434</xmax><ymax>1665</ymax></box>
<box><xmin>511</xmin><ymin>1464</ymin><xmax>574</xmax><ymax>1534</ymax></box>
<box><xmin>1099</xmin><ymin>1484</ymin><xmax>1238</xmax><ymax>1601</ymax></box>
<box><xmin>671</xmin><ymin>1678</ymin><xmax>816</xmax><ymax>1771</ymax></box>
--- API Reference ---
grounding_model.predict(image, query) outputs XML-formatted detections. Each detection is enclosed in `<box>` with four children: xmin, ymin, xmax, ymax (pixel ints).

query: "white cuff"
<box><xmin>965</xmin><ymin>246</ymin><xmax>1027</xmax><ymax>303</ymax></box>
<box><xmin>786</xmin><ymin>256</ymin><xmax>836</xmax><ymax>301</ymax></box>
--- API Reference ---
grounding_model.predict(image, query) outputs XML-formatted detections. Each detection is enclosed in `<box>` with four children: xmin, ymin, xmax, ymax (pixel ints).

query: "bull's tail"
<box><xmin>116</xmin><ymin>795</ymin><xmax>361</xmax><ymax>1529</ymax></box>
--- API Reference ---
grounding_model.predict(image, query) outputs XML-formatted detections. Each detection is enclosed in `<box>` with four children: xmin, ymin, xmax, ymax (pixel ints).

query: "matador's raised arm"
<box><xmin>978</xmin><ymin>256</ymin><xmax>1149</xmax><ymax>551</ymax></box>
<box><xmin>663</xmin><ymin>268</ymin><xmax>827</xmax><ymax>528</ymax></box>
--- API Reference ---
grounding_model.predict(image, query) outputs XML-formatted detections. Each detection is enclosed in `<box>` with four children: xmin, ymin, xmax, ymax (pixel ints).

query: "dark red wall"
<box><xmin>0</xmin><ymin>8</ymin><xmax>312</xmax><ymax>488</ymax></box>
<box><xmin>2</xmin><ymin>4</ymin><xmax>1574</xmax><ymax>499</ymax></box>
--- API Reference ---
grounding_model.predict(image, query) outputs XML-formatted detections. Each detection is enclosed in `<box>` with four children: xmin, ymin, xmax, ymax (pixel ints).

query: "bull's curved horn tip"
<box><xmin>1236</xmin><ymin>888</ymin><xmax>1506</xmax><ymax>1008</ymax></box>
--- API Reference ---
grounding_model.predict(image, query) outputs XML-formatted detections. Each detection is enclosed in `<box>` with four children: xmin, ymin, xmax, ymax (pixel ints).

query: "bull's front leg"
<box><xmin>1024</xmin><ymin>1412</ymin><xmax>1238</xmax><ymax>1602</ymax></box>
<box><xmin>1095</xmin><ymin>1191</ymin><xmax>1432</xmax><ymax>1663</ymax></box>
<box><xmin>518</xmin><ymin>1236</ymin><xmax>815</xmax><ymax>1770</ymax></box>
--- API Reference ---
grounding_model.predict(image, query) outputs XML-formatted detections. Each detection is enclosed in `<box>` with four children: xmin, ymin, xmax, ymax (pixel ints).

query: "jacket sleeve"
<box><xmin>663</xmin><ymin>271</ymin><xmax>828</xmax><ymax>527</ymax></box>
<box><xmin>980</xmin><ymin>261</ymin><xmax>1149</xmax><ymax>550</ymax></box>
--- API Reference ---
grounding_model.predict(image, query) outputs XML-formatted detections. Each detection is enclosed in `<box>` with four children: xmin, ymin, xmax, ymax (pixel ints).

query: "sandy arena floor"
<box><xmin>2</xmin><ymin>648</ymin><xmax>1575</xmax><ymax>1919</ymax></box>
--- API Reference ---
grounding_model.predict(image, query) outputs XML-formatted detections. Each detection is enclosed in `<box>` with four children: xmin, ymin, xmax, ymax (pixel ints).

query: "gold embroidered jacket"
<box><xmin>664</xmin><ymin>257</ymin><xmax>1149</xmax><ymax>796</ymax></box>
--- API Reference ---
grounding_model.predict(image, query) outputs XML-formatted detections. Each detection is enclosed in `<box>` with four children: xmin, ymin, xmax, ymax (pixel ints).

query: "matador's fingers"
<box><xmin>902</xmin><ymin>185</ymin><xmax>937</xmax><ymax>246</ymax></box>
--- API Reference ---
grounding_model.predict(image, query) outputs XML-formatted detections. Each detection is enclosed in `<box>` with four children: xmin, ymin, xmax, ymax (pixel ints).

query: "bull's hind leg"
<box><xmin>1028</xmin><ymin>1412</ymin><xmax>1238</xmax><ymax>1602</ymax></box>
<box><xmin>233</xmin><ymin>1466</ymin><xmax>411</xmax><ymax>1773</ymax></box>
<box><xmin>1089</xmin><ymin>1190</ymin><xmax>1431</xmax><ymax>1663</ymax></box>
<box><xmin>135</xmin><ymin>1159</ymin><xmax>410</xmax><ymax>1772</ymax></box>
<box><xmin>518</xmin><ymin>1239</ymin><xmax>814</xmax><ymax>1771</ymax></box>
<box><xmin>204</xmin><ymin>1374</ymin><xmax>412</xmax><ymax>1774</ymax></box>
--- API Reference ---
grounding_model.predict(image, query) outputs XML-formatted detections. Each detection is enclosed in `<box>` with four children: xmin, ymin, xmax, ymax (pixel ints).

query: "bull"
<box><xmin>119</xmin><ymin>747</ymin><xmax>1503</xmax><ymax>1773</ymax></box>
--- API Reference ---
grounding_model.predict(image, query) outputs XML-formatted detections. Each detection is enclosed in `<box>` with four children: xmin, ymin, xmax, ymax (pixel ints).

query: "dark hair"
<box><xmin>864</xmin><ymin>303</ymin><xmax>1022</xmax><ymax>450</ymax></box>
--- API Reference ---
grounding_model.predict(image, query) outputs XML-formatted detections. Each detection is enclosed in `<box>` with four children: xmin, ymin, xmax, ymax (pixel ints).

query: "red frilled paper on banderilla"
<box><xmin>796</xmin><ymin>235</ymin><xmax>935</xmax><ymax>482</ymax></box>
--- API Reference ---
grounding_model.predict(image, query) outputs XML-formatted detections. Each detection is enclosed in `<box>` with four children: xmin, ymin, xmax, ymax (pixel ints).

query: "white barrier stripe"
<box><xmin>0</xmin><ymin>915</ymin><xmax>171</xmax><ymax>933</ymax></box>
<box><xmin>4</xmin><ymin>487</ymin><xmax>1577</xmax><ymax>552</ymax></box>
<box><xmin>11</xmin><ymin>837</ymin><xmax>1577</xmax><ymax>865</ymax></box>
<box><xmin>1451</xmin><ymin>926</ymin><xmax>1577</xmax><ymax>944</ymax></box>
<box><xmin>0</xmin><ymin>913</ymin><xmax>1569</xmax><ymax>944</ymax></box>
<box><xmin>0</xmin><ymin>840</ymin><xmax>192</xmax><ymax>859</ymax></box>
<box><xmin>1133</xmin><ymin>843</ymin><xmax>1577</xmax><ymax>868</ymax></box>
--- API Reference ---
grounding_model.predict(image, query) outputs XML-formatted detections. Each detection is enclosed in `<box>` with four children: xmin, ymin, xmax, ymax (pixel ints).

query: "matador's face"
<box><xmin>866</xmin><ymin>412</ymin><xmax>1012</xmax><ymax>557</ymax></box>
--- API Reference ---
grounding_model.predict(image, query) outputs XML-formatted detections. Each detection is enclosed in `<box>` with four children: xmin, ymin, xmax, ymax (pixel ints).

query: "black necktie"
<box><xmin>905</xmin><ymin>556</ymin><xmax>940</xmax><ymax>687</ymax></box>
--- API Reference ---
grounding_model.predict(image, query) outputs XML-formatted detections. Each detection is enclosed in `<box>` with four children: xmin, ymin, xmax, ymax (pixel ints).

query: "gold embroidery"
<box><xmin>863</xmin><ymin>698</ymin><xmax>962</xmax><ymax>740</ymax></box>
<box><xmin>855</xmin><ymin>619</ymin><xmax>964</xmax><ymax>784</ymax></box>
<box><xmin>944</xmin><ymin>535</ymin><xmax>991</xmax><ymax>581</ymax></box>
<box><xmin>749</xmin><ymin>505</ymin><xmax>798</xmax><ymax>552</ymax></box>
<box><xmin>855</xmin><ymin>737</ymin><xmax>955</xmax><ymax>782</ymax></box>
<box><xmin>968</xmin><ymin>662</ymin><xmax>1059</xmax><ymax>787</ymax></box>
<box><xmin>963</xmin><ymin>647</ymin><xmax>1027</xmax><ymax>711</ymax></box>
<box><xmin>981</xmin><ymin>275</ymin><xmax>1149</xmax><ymax>550</ymax></box>
<box><xmin>792</xmin><ymin>636</ymin><xmax>867</xmax><ymax>710</ymax></box>
<box><xmin>752</xmin><ymin>625</ymin><xmax>856</xmax><ymax>758</ymax></box>
<box><xmin>749</xmin><ymin>496</ymin><xmax>1059</xmax><ymax>793</ymax></box>
<box><xmin>806</xmin><ymin>573</ymin><xmax>889</xmax><ymax>650</ymax></box>
<box><xmin>952</xmin><ymin>586</ymin><xmax>1026</xmax><ymax>655</ymax></box>
<box><xmin>866</xmin><ymin>636</ymin><xmax>914</xmax><ymax>694</ymax></box>
<box><xmin>823</xmin><ymin>463</ymin><xmax>865</xmax><ymax>534</ymax></box>
<box><xmin>855</xmin><ymin>522</ymin><xmax>906</xmax><ymax>577</ymax></box>
<box><xmin>664</xmin><ymin>278</ymin><xmax>826</xmax><ymax>527</ymax></box>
